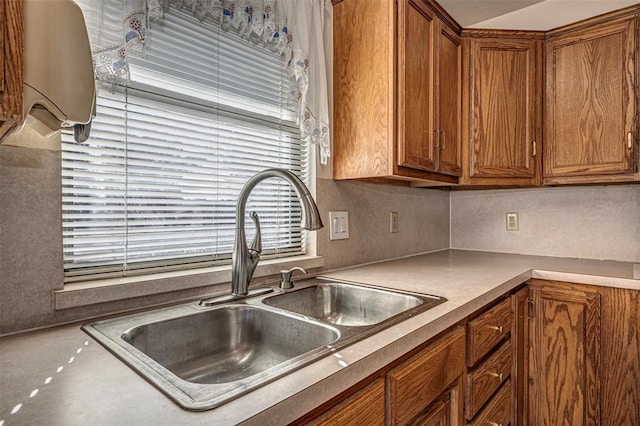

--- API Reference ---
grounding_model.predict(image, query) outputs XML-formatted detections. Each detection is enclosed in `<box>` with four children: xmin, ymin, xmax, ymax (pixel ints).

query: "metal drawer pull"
<box><xmin>488</xmin><ymin>422</ymin><xmax>504</xmax><ymax>426</ymax></box>
<box><xmin>489</xmin><ymin>372</ymin><xmax>504</xmax><ymax>381</ymax></box>
<box><xmin>488</xmin><ymin>325</ymin><xmax>503</xmax><ymax>334</ymax></box>
<box><xmin>440</xmin><ymin>130</ymin><xmax>446</xmax><ymax>150</ymax></box>
<box><xmin>628</xmin><ymin>132</ymin><xmax>633</xmax><ymax>150</ymax></box>
<box><xmin>532</xmin><ymin>140</ymin><xmax>537</xmax><ymax>157</ymax></box>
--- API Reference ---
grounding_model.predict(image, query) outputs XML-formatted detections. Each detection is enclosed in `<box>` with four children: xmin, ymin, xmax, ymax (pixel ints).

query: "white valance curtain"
<box><xmin>85</xmin><ymin>0</ymin><xmax>331</xmax><ymax>165</ymax></box>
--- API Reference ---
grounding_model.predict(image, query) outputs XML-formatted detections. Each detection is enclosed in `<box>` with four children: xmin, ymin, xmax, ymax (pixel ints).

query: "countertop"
<box><xmin>1</xmin><ymin>250</ymin><xmax>638</xmax><ymax>426</ymax></box>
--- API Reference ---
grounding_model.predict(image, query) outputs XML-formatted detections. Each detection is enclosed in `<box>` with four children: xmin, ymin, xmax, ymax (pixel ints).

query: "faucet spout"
<box><xmin>231</xmin><ymin>169</ymin><xmax>323</xmax><ymax>296</ymax></box>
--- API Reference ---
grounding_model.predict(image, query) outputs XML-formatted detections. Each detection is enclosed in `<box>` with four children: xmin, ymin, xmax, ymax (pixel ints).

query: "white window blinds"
<box><xmin>61</xmin><ymin>4</ymin><xmax>309</xmax><ymax>281</ymax></box>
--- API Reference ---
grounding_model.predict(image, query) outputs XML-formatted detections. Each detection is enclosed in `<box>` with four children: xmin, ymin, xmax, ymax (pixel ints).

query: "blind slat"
<box><xmin>63</xmin><ymin>3</ymin><xmax>309</xmax><ymax>281</ymax></box>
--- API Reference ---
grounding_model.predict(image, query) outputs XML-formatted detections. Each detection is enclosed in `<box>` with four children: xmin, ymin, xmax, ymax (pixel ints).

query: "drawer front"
<box><xmin>467</xmin><ymin>298</ymin><xmax>512</xmax><ymax>366</ymax></box>
<box><xmin>469</xmin><ymin>380</ymin><xmax>512</xmax><ymax>426</ymax></box>
<box><xmin>465</xmin><ymin>340</ymin><xmax>512</xmax><ymax>420</ymax></box>
<box><xmin>388</xmin><ymin>326</ymin><xmax>466</xmax><ymax>425</ymax></box>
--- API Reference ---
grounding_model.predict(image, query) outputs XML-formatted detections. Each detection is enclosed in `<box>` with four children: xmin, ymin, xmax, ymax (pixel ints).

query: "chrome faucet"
<box><xmin>231</xmin><ymin>169</ymin><xmax>323</xmax><ymax>296</ymax></box>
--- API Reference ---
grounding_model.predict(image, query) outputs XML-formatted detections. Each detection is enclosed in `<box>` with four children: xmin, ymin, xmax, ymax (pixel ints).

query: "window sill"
<box><xmin>54</xmin><ymin>255</ymin><xmax>325</xmax><ymax>310</ymax></box>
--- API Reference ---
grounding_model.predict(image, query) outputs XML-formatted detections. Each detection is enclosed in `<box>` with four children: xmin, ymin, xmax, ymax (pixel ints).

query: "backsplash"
<box><xmin>2</xmin><ymin>143</ymin><xmax>637</xmax><ymax>334</ymax></box>
<box><xmin>451</xmin><ymin>185</ymin><xmax>640</xmax><ymax>262</ymax></box>
<box><xmin>315</xmin><ymin>179</ymin><xmax>450</xmax><ymax>270</ymax></box>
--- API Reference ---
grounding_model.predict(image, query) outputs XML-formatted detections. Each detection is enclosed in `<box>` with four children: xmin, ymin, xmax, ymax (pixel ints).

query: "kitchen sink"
<box><xmin>123</xmin><ymin>305</ymin><xmax>339</xmax><ymax>384</ymax></box>
<box><xmin>83</xmin><ymin>278</ymin><xmax>446</xmax><ymax>411</ymax></box>
<box><xmin>263</xmin><ymin>282</ymin><xmax>429</xmax><ymax>326</ymax></box>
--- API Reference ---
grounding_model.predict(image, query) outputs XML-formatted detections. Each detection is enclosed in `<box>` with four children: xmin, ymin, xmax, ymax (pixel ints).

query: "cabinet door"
<box><xmin>410</xmin><ymin>377</ymin><xmax>463</xmax><ymax>426</ymax></box>
<box><xmin>307</xmin><ymin>378</ymin><xmax>385</xmax><ymax>426</ymax></box>
<box><xmin>467</xmin><ymin>38</ymin><xmax>541</xmax><ymax>183</ymax></box>
<box><xmin>435</xmin><ymin>22</ymin><xmax>462</xmax><ymax>176</ymax></box>
<box><xmin>528</xmin><ymin>285</ymin><xmax>601</xmax><ymax>425</ymax></box>
<box><xmin>545</xmin><ymin>17</ymin><xmax>637</xmax><ymax>181</ymax></box>
<box><xmin>0</xmin><ymin>0</ymin><xmax>23</xmax><ymax>141</ymax></box>
<box><xmin>397</xmin><ymin>0</ymin><xmax>437</xmax><ymax>172</ymax></box>
<box><xmin>388</xmin><ymin>327</ymin><xmax>465</xmax><ymax>425</ymax></box>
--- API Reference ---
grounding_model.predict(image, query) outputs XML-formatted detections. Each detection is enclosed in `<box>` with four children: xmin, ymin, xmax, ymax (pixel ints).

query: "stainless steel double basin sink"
<box><xmin>83</xmin><ymin>278</ymin><xmax>446</xmax><ymax>411</ymax></box>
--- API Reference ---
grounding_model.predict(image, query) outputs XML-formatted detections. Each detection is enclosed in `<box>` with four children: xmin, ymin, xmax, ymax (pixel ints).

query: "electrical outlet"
<box><xmin>329</xmin><ymin>211</ymin><xmax>349</xmax><ymax>240</ymax></box>
<box><xmin>506</xmin><ymin>212</ymin><xmax>519</xmax><ymax>231</ymax></box>
<box><xmin>390</xmin><ymin>212</ymin><xmax>398</xmax><ymax>233</ymax></box>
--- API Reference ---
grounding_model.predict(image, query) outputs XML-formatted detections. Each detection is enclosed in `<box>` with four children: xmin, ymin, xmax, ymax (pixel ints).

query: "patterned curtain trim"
<box><xmin>92</xmin><ymin>0</ymin><xmax>331</xmax><ymax>165</ymax></box>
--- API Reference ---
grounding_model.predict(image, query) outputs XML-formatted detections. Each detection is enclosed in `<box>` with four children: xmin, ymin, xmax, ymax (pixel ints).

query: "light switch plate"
<box><xmin>329</xmin><ymin>211</ymin><xmax>349</xmax><ymax>240</ymax></box>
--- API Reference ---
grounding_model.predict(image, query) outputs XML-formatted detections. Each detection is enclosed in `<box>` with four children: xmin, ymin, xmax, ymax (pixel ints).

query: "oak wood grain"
<box><xmin>388</xmin><ymin>326</ymin><xmax>465</xmax><ymax>425</ymax></box>
<box><xmin>0</xmin><ymin>0</ymin><xmax>23</xmax><ymax>140</ymax></box>
<box><xmin>465</xmin><ymin>339</ymin><xmax>511</xmax><ymax>420</ymax></box>
<box><xmin>466</xmin><ymin>297</ymin><xmax>512</xmax><ymax>367</ymax></box>
<box><xmin>436</xmin><ymin>21</ymin><xmax>462</xmax><ymax>176</ymax></box>
<box><xmin>528</xmin><ymin>284</ymin><xmax>601</xmax><ymax>425</ymax></box>
<box><xmin>308</xmin><ymin>378</ymin><xmax>385</xmax><ymax>426</ymax></box>
<box><xmin>409</xmin><ymin>375</ymin><xmax>463</xmax><ymax>426</ymax></box>
<box><xmin>468</xmin><ymin>38</ymin><xmax>540</xmax><ymax>180</ymax></box>
<box><xmin>333</xmin><ymin>0</ymin><xmax>461</xmax><ymax>185</ymax></box>
<box><xmin>544</xmin><ymin>16</ymin><xmax>637</xmax><ymax>180</ymax></box>
<box><xmin>332</xmin><ymin>0</ymin><xmax>392</xmax><ymax>180</ymax></box>
<box><xmin>397</xmin><ymin>0</ymin><xmax>437</xmax><ymax>172</ymax></box>
<box><xmin>468</xmin><ymin>380</ymin><xmax>512</xmax><ymax>426</ymax></box>
<box><xmin>529</xmin><ymin>279</ymin><xmax>640</xmax><ymax>426</ymax></box>
<box><xmin>462</xmin><ymin>35</ymin><xmax>542</xmax><ymax>186</ymax></box>
<box><xmin>511</xmin><ymin>287</ymin><xmax>529</xmax><ymax>426</ymax></box>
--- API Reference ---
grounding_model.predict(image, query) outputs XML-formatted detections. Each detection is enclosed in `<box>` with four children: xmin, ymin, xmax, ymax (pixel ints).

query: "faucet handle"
<box><xmin>279</xmin><ymin>266</ymin><xmax>307</xmax><ymax>289</ymax></box>
<box><xmin>248</xmin><ymin>211</ymin><xmax>262</xmax><ymax>256</ymax></box>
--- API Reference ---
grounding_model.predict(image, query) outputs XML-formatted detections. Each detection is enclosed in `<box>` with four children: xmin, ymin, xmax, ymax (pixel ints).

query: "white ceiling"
<box><xmin>437</xmin><ymin>0</ymin><xmax>640</xmax><ymax>31</ymax></box>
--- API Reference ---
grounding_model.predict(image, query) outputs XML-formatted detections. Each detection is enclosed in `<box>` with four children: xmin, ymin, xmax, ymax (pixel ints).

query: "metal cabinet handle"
<box><xmin>532</xmin><ymin>140</ymin><xmax>537</xmax><ymax>157</ymax></box>
<box><xmin>488</xmin><ymin>422</ymin><xmax>504</xmax><ymax>426</ymax></box>
<box><xmin>489</xmin><ymin>371</ymin><xmax>504</xmax><ymax>381</ymax></box>
<box><xmin>440</xmin><ymin>130</ymin><xmax>446</xmax><ymax>150</ymax></box>
<box><xmin>488</xmin><ymin>325</ymin><xmax>504</xmax><ymax>334</ymax></box>
<box><xmin>628</xmin><ymin>132</ymin><xmax>634</xmax><ymax>150</ymax></box>
<box><xmin>434</xmin><ymin>129</ymin><xmax>440</xmax><ymax>148</ymax></box>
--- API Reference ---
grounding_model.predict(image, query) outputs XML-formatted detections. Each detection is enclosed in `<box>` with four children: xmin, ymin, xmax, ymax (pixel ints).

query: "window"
<box><xmin>61</xmin><ymin>4</ymin><xmax>309</xmax><ymax>282</ymax></box>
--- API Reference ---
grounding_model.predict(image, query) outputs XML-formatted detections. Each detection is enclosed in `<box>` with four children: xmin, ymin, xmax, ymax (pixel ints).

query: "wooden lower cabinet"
<box><xmin>307</xmin><ymin>378</ymin><xmax>386</xmax><ymax>426</ymax></box>
<box><xmin>388</xmin><ymin>327</ymin><xmax>466</xmax><ymax>425</ymax></box>
<box><xmin>300</xmin><ymin>281</ymin><xmax>640</xmax><ymax>426</ymax></box>
<box><xmin>528</xmin><ymin>283</ymin><xmax>601</xmax><ymax>425</ymax></box>
<box><xmin>528</xmin><ymin>279</ymin><xmax>640</xmax><ymax>426</ymax></box>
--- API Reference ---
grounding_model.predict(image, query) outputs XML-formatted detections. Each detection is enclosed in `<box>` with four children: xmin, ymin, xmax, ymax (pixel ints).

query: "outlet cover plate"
<box><xmin>506</xmin><ymin>212</ymin><xmax>519</xmax><ymax>231</ymax></box>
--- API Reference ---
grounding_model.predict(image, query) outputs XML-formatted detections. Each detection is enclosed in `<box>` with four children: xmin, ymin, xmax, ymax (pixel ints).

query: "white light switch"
<box><xmin>329</xmin><ymin>211</ymin><xmax>349</xmax><ymax>240</ymax></box>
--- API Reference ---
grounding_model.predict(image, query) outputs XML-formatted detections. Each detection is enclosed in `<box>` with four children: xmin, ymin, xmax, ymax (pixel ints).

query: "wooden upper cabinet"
<box><xmin>462</xmin><ymin>36</ymin><xmax>542</xmax><ymax>185</ymax></box>
<box><xmin>0</xmin><ymin>0</ymin><xmax>24</xmax><ymax>141</ymax></box>
<box><xmin>435</xmin><ymin>22</ymin><xmax>462</xmax><ymax>176</ymax></box>
<box><xmin>544</xmin><ymin>15</ymin><xmax>639</xmax><ymax>183</ymax></box>
<box><xmin>398</xmin><ymin>0</ymin><xmax>462</xmax><ymax>177</ymax></box>
<box><xmin>397</xmin><ymin>0</ymin><xmax>437</xmax><ymax>172</ymax></box>
<box><xmin>333</xmin><ymin>0</ymin><xmax>460</xmax><ymax>185</ymax></box>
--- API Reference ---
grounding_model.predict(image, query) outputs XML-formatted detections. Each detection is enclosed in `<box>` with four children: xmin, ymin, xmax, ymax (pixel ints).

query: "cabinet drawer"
<box><xmin>388</xmin><ymin>326</ymin><xmax>465</xmax><ymax>425</ymax></box>
<box><xmin>465</xmin><ymin>340</ymin><xmax>512</xmax><ymax>420</ymax></box>
<box><xmin>468</xmin><ymin>380</ymin><xmax>512</xmax><ymax>426</ymax></box>
<box><xmin>467</xmin><ymin>298</ymin><xmax>511</xmax><ymax>366</ymax></box>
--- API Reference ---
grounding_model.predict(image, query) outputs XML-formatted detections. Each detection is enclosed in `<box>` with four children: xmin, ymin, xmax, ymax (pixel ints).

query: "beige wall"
<box><xmin>451</xmin><ymin>185</ymin><xmax>640</xmax><ymax>262</ymax></box>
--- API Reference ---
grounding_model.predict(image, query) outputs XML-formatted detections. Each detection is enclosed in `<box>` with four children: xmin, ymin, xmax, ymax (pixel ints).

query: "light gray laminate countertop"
<box><xmin>1</xmin><ymin>250</ymin><xmax>638</xmax><ymax>426</ymax></box>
